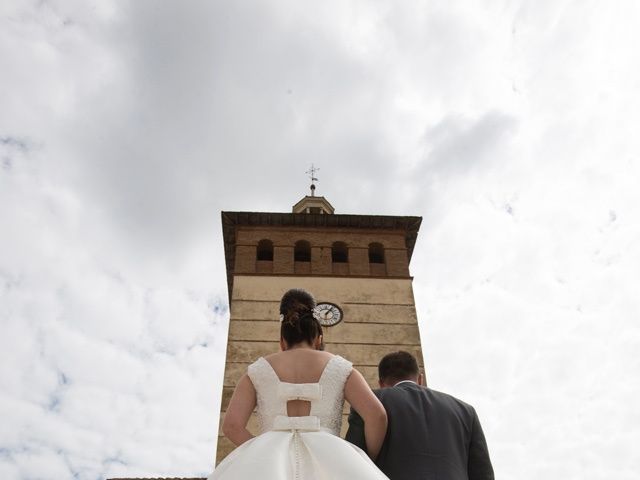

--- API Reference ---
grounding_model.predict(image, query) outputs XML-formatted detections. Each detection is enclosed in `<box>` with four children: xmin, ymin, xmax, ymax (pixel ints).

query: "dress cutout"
<box><xmin>247</xmin><ymin>355</ymin><xmax>352</xmax><ymax>435</ymax></box>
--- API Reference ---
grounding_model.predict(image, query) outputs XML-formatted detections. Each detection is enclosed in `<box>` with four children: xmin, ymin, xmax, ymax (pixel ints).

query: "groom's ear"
<box><xmin>417</xmin><ymin>373</ymin><xmax>425</xmax><ymax>386</ymax></box>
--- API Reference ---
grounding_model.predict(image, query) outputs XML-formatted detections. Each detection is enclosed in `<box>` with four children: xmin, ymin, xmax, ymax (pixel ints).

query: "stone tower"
<box><xmin>217</xmin><ymin>195</ymin><xmax>423</xmax><ymax>464</ymax></box>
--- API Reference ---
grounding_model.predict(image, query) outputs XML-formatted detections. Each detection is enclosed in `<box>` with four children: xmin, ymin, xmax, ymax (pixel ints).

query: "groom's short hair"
<box><xmin>378</xmin><ymin>351</ymin><xmax>419</xmax><ymax>383</ymax></box>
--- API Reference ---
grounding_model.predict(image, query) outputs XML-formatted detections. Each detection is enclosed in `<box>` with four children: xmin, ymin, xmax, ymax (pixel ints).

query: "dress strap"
<box><xmin>318</xmin><ymin>355</ymin><xmax>353</xmax><ymax>387</ymax></box>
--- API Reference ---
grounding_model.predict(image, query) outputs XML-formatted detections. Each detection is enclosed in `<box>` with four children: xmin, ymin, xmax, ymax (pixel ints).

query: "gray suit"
<box><xmin>346</xmin><ymin>382</ymin><xmax>494</xmax><ymax>480</ymax></box>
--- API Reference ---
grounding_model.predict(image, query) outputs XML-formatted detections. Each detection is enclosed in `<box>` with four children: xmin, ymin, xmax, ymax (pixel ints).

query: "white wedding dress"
<box><xmin>209</xmin><ymin>355</ymin><xmax>389</xmax><ymax>479</ymax></box>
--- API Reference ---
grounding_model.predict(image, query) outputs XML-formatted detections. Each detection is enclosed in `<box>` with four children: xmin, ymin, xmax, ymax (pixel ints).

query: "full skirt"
<box><xmin>209</xmin><ymin>430</ymin><xmax>389</xmax><ymax>480</ymax></box>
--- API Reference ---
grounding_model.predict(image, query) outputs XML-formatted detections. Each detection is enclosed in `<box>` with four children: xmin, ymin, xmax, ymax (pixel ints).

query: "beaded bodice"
<box><xmin>247</xmin><ymin>355</ymin><xmax>353</xmax><ymax>435</ymax></box>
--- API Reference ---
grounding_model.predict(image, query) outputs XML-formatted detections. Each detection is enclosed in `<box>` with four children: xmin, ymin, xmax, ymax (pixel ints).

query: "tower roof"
<box><xmin>292</xmin><ymin>195</ymin><xmax>335</xmax><ymax>214</ymax></box>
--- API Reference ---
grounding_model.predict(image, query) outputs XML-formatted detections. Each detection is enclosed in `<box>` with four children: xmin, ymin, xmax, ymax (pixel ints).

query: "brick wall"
<box><xmin>234</xmin><ymin>227</ymin><xmax>411</xmax><ymax>278</ymax></box>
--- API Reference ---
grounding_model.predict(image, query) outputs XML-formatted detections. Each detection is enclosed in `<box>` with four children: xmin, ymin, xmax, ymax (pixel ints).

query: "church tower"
<box><xmin>217</xmin><ymin>182</ymin><xmax>423</xmax><ymax>463</ymax></box>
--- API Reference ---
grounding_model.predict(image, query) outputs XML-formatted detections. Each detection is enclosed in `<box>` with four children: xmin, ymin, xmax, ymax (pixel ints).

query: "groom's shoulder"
<box><xmin>428</xmin><ymin>387</ymin><xmax>473</xmax><ymax>405</ymax></box>
<box><xmin>376</xmin><ymin>386</ymin><xmax>476</xmax><ymax>415</ymax></box>
<box><xmin>427</xmin><ymin>388</ymin><xmax>478</xmax><ymax>417</ymax></box>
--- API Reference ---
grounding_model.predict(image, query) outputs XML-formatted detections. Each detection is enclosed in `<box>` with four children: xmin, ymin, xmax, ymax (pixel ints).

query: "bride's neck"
<box><xmin>285</xmin><ymin>342</ymin><xmax>314</xmax><ymax>351</ymax></box>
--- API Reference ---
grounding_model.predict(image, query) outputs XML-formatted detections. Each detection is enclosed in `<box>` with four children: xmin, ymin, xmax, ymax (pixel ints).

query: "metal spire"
<box><xmin>306</xmin><ymin>164</ymin><xmax>319</xmax><ymax>196</ymax></box>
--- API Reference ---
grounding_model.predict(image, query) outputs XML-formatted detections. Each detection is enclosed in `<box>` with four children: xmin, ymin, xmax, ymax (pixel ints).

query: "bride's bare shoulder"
<box><xmin>265</xmin><ymin>350</ymin><xmax>334</xmax><ymax>361</ymax></box>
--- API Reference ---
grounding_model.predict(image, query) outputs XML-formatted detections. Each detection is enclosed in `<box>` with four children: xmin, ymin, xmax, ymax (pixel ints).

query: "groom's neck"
<box><xmin>379</xmin><ymin>376</ymin><xmax>420</xmax><ymax>389</ymax></box>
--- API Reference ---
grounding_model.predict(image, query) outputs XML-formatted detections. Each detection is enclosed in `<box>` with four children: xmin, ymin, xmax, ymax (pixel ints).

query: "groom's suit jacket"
<box><xmin>345</xmin><ymin>382</ymin><xmax>494</xmax><ymax>480</ymax></box>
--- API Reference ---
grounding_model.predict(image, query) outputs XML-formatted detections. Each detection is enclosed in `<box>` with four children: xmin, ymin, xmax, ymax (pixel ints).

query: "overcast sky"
<box><xmin>1</xmin><ymin>1</ymin><xmax>639</xmax><ymax>479</ymax></box>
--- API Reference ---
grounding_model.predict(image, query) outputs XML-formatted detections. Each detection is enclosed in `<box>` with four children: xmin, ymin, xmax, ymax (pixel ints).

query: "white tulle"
<box><xmin>208</xmin><ymin>355</ymin><xmax>389</xmax><ymax>479</ymax></box>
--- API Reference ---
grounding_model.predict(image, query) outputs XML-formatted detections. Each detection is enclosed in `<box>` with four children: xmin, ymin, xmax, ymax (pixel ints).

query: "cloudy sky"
<box><xmin>1</xmin><ymin>0</ymin><xmax>639</xmax><ymax>478</ymax></box>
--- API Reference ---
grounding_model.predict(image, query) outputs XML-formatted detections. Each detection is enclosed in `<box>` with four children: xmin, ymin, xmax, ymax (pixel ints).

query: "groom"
<box><xmin>345</xmin><ymin>351</ymin><xmax>494</xmax><ymax>480</ymax></box>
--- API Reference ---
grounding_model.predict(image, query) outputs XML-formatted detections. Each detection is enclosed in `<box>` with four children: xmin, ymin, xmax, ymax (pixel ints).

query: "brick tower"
<box><xmin>217</xmin><ymin>194</ymin><xmax>423</xmax><ymax>463</ymax></box>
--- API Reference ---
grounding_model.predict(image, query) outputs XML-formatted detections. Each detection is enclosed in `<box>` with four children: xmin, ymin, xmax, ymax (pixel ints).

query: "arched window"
<box><xmin>331</xmin><ymin>242</ymin><xmax>348</xmax><ymax>263</ymax></box>
<box><xmin>294</xmin><ymin>240</ymin><xmax>311</xmax><ymax>262</ymax></box>
<box><xmin>256</xmin><ymin>239</ymin><xmax>273</xmax><ymax>261</ymax></box>
<box><xmin>368</xmin><ymin>243</ymin><xmax>385</xmax><ymax>264</ymax></box>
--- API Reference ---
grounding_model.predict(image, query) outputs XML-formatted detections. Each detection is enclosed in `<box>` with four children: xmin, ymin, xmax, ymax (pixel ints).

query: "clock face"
<box><xmin>314</xmin><ymin>302</ymin><xmax>343</xmax><ymax>327</ymax></box>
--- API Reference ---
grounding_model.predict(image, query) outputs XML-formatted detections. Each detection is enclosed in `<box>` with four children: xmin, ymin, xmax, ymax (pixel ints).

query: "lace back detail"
<box><xmin>246</xmin><ymin>355</ymin><xmax>353</xmax><ymax>435</ymax></box>
<box><xmin>313</xmin><ymin>355</ymin><xmax>353</xmax><ymax>434</ymax></box>
<box><xmin>247</xmin><ymin>357</ymin><xmax>282</xmax><ymax>433</ymax></box>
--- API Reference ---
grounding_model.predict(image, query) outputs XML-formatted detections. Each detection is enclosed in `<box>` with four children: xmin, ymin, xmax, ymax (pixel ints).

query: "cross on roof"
<box><xmin>305</xmin><ymin>164</ymin><xmax>319</xmax><ymax>196</ymax></box>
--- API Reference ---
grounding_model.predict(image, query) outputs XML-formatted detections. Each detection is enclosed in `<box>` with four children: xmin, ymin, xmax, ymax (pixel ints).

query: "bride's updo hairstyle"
<box><xmin>279</xmin><ymin>288</ymin><xmax>323</xmax><ymax>347</ymax></box>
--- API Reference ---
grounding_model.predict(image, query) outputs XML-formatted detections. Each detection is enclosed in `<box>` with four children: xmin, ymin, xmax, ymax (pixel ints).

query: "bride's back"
<box><xmin>265</xmin><ymin>349</ymin><xmax>334</xmax><ymax>383</ymax></box>
<box><xmin>263</xmin><ymin>349</ymin><xmax>337</xmax><ymax>417</ymax></box>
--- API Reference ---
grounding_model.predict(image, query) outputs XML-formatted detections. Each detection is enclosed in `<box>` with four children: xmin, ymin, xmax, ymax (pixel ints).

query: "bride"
<box><xmin>209</xmin><ymin>289</ymin><xmax>389</xmax><ymax>479</ymax></box>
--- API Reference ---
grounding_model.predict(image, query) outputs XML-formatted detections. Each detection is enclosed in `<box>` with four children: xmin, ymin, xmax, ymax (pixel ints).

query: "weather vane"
<box><xmin>306</xmin><ymin>164</ymin><xmax>319</xmax><ymax>196</ymax></box>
